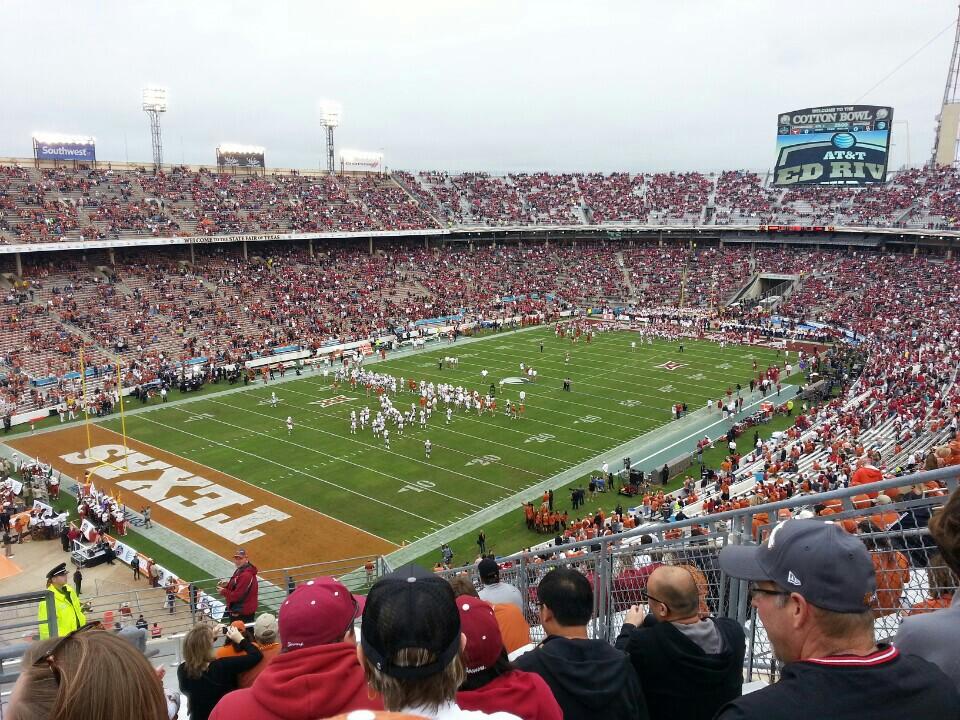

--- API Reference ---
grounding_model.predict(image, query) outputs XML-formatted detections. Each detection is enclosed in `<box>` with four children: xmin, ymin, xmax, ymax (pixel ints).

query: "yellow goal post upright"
<box><xmin>78</xmin><ymin>344</ymin><xmax>130</xmax><ymax>475</ymax></box>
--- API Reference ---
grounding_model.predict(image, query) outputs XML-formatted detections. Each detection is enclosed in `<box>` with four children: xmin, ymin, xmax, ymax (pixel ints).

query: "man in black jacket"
<box><xmin>515</xmin><ymin>568</ymin><xmax>648</xmax><ymax>720</ymax></box>
<box><xmin>614</xmin><ymin>565</ymin><xmax>744</xmax><ymax>720</ymax></box>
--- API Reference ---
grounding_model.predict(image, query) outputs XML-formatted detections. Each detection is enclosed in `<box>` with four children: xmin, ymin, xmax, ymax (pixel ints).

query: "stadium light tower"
<box><xmin>142</xmin><ymin>86</ymin><xmax>168</xmax><ymax>171</ymax></box>
<box><xmin>318</xmin><ymin>100</ymin><xmax>342</xmax><ymax>173</ymax></box>
<box><xmin>932</xmin><ymin>5</ymin><xmax>960</xmax><ymax>166</ymax></box>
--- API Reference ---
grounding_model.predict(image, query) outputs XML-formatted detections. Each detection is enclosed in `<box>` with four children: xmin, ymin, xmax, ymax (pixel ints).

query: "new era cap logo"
<box><xmin>787</xmin><ymin>571</ymin><xmax>802</xmax><ymax>586</ymax></box>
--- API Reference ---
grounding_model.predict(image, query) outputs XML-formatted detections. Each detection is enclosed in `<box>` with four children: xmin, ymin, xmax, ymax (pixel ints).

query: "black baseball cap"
<box><xmin>46</xmin><ymin>563</ymin><xmax>68</xmax><ymax>581</ymax></box>
<box><xmin>360</xmin><ymin>564</ymin><xmax>461</xmax><ymax>680</ymax></box>
<box><xmin>477</xmin><ymin>557</ymin><xmax>500</xmax><ymax>581</ymax></box>
<box><xmin>719</xmin><ymin>519</ymin><xmax>876</xmax><ymax>613</ymax></box>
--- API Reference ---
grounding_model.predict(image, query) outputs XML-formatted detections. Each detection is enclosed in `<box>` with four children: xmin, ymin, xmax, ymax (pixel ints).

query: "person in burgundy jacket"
<box><xmin>455</xmin><ymin>596</ymin><xmax>562</xmax><ymax>720</ymax></box>
<box><xmin>219</xmin><ymin>548</ymin><xmax>259</xmax><ymax>623</ymax></box>
<box><xmin>209</xmin><ymin>576</ymin><xmax>381</xmax><ymax>720</ymax></box>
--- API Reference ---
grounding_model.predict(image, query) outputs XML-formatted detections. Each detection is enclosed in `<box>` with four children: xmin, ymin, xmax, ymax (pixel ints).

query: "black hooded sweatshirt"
<box><xmin>614</xmin><ymin>615</ymin><xmax>745</xmax><ymax>720</ymax></box>
<box><xmin>514</xmin><ymin>635</ymin><xmax>649</xmax><ymax>720</ymax></box>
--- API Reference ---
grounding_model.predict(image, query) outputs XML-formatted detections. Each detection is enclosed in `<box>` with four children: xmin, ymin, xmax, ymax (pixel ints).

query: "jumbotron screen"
<box><xmin>772</xmin><ymin>105</ymin><xmax>893</xmax><ymax>186</ymax></box>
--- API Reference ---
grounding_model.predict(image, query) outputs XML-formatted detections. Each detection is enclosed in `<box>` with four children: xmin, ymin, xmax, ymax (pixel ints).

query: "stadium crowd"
<box><xmin>6</xmin><ymin>164</ymin><xmax>960</xmax><ymax>245</ymax></box>
<box><xmin>11</xmin><ymin>485</ymin><xmax>960</xmax><ymax>720</ymax></box>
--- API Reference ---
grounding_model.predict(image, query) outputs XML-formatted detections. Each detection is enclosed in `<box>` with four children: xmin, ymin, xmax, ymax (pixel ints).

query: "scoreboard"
<box><xmin>773</xmin><ymin>105</ymin><xmax>893</xmax><ymax>186</ymax></box>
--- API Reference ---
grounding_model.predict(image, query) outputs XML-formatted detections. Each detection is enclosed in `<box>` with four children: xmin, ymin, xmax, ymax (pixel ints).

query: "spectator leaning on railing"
<box><xmin>715</xmin><ymin>519</ymin><xmax>959</xmax><ymax>720</ymax></box>
<box><xmin>513</xmin><ymin>568</ymin><xmax>649</xmax><ymax>720</ymax></box>
<box><xmin>614</xmin><ymin>565</ymin><xmax>745</xmax><ymax>720</ymax></box>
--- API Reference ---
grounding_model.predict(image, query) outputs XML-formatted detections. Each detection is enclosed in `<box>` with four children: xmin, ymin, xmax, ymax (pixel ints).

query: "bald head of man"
<box><xmin>646</xmin><ymin>566</ymin><xmax>700</xmax><ymax>623</ymax></box>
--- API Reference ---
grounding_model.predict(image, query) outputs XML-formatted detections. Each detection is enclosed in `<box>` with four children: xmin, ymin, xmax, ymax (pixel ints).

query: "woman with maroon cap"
<box><xmin>455</xmin><ymin>596</ymin><xmax>561</xmax><ymax>720</ymax></box>
<box><xmin>210</xmin><ymin>576</ymin><xmax>380</xmax><ymax>720</ymax></box>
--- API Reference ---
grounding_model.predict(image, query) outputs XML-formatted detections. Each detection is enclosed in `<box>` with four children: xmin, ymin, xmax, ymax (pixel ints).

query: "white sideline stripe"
<box><xmin>191</xmin><ymin>398</ymin><xmax>511</xmax><ymax>497</ymax></box>
<box><xmin>133</xmin><ymin>412</ymin><xmax>439</xmax><ymax>527</ymax></box>
<box><xmin>91</xmin><ymin>419</ymin><xmax>401</xmax><ymax>545</ymax></box>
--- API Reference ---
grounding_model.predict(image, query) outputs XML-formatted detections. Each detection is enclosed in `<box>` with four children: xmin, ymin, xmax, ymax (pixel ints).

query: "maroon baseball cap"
<box><xmin>456</xmin><ymin>596</ymin><xmax>503</xmax><ymax>673</ymax></box>
<box><xmin>278</xmin><ymin>577</ymin><xmax>365</xmax><ymax>651</ymax></box>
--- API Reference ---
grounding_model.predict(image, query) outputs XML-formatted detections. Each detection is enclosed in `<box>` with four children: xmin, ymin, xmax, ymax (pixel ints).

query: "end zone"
<box><xmin>6</xmin><ymin>425</ymin><xmax>396</xmax><ymax>567</ymax></box>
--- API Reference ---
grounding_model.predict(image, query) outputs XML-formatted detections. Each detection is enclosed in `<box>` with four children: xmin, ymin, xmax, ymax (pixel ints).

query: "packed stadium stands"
<box><xmin>4</xmin><ymin>164</ymin><xmax>960</xmax><ymax>246</ymax></box>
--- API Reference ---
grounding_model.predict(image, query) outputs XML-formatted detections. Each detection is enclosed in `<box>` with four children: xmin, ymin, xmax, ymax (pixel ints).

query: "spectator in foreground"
<box><xmin>358</xmin><ymin>564</ymin><xmax>520</xmax><ymax>720</ymax></box>
<box><xmin>513</xmin><ymin>568</ymin><xmax>648</xmax><ymax>720</ymax></box>
<box><xmin>477</xmin><ymin>557</ymin><xmax>524</xmax><ymax>613</ymax></box>
<box><xmin>715</xmin><ymin>519</ymin><xmax>959</xmax><ymax>719</ymax></box>
<box><xmin>454</xmin><ymin>595</ymin><xmax>561</xmax><ymax>720</ymax></box>
<box><xmin>9</xmin><ymin>624</ymin><xmax>168</xmax><ymax>720</ymax></box>
<box><xmin>897</xmin><ymin>488</ymin><xmax>960</xmax><ymax>691</ymax></box>
<box><xmin>448</xmin><ymin>573</ymin><xmax>530</xmax><ymax>654</ymax></box>
<box><xmin>614</xmin><ymin>565</ymin><xmax>745</xmax><ymax>720</ymax></box>
<box><xmin>211</xmin><ymin>577</ymin><xmax>379</xmax><ymax>720</ymax></box>
<box><xmin>178</xmin><ymin>622</ymin><xmax>262</xmax><ymax>720</ymax></box>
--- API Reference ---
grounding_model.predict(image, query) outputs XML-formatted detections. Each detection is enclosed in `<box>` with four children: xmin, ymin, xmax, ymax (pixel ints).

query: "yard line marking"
<box><xmin>135</xmin><ymin>411</ymin><xmax>442</xmax><ymax>525</ymax></box>
<box><xmin>192</xmin><ymin>399</ymin><xmax>513</xmax><ymax>498</ymax></box>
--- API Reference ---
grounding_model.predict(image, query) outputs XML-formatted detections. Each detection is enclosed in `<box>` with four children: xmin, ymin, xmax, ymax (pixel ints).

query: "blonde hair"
<box><xmin>362</xmin><ymin>647</ymin><xmax>465</xmax><ymax>713</ymax></box>
<box><xmin>181</xmin><ymin>623</ymin><xmax>217</xmax><ymax>680</ymax></box>
<box><xmin>12</xmin><ymin>631</ymin><xmax>166</xmax><ymax>720</ymax></box>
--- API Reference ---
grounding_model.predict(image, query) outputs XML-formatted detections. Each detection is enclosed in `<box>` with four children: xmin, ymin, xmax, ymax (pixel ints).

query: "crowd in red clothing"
<box><xmin>6</xmin><ymin>164</ymin><xmax>960</xmax><ymax>244</ymax></box>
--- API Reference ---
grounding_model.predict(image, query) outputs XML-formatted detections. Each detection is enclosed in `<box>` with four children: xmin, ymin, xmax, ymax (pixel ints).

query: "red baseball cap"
<box><xmin>279</xmin><ymin>577</ymin><xmax>365</xmax><ymax>651</ymax></box>
<box><xmin>456</xmin><ymin>595</ymin><xmax>503</xmax><ymax>673</ymax></box>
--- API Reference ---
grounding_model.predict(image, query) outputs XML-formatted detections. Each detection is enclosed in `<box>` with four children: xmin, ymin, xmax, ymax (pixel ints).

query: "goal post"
<box><xmin>78</xmin><ymin>345</ymin><xmax>130</xmax><ymax>474</ymax></box>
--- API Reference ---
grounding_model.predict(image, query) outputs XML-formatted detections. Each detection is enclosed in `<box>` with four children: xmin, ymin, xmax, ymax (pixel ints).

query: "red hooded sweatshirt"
<box><xmin>209</xmin><ymin>641</ymin><xmax>381</xmax><ymax>720</ymax></box>
<box><xmin>457</xmin><ymin>669</ymin><xmax>562</xmax><ymax>720</ymax></box>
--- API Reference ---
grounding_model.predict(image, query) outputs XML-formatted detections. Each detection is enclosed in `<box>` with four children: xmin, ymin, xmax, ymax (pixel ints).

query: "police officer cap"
<box><xmin>46</xmin><ymin>563</ymin><xmax>68</xmax><ymax>581</ymax></box>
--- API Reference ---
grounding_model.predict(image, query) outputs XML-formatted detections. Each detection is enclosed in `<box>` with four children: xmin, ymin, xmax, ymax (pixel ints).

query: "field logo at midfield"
<box><xmin>499</xmin><ymin>377</ymin><xmax>531</xmax><ymax>385</ymax></box>
<box><xmin>309</xmin><ymin>395</ymin><xmax>352</xmax><ymax>407</ymax></box>
<box><xmin>60</xmin><ymin>444</ymin><xmax>291</xmax><ymax>544</ymax></box>
<box><xmin>655</xmin><ymin>361</ymin><xmax>686</xmax><ymax>371</ymax></box>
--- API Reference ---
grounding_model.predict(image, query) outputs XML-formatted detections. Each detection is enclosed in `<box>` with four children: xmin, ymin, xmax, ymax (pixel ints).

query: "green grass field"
<box><xmin>93</xmin><ymin>327</ymin><xmax>790</xmax><ymax>562</ymax></box>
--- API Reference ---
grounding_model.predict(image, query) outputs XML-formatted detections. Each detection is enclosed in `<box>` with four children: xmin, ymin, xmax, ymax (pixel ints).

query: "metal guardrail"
<box><xmin>0</xmin><ymin>466</ymin><xmax>957</xmax><ymax>690</ymax></box>
<box><xmin>438</xmin><ymin>465</ymin><xmax>960</xmax><ymax>680</ymax></box>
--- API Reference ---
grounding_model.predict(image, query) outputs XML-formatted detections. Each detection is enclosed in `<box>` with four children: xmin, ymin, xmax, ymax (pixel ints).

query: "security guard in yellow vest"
<box><xmin>38</xmin><ymin>563</ymin><xmax>86</xmax><ymax>639</ymax></box>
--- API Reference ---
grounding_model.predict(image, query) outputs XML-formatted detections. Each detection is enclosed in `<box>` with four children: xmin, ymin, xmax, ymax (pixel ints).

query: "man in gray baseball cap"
<box><xmin>714</xmin><ymin>519</ymin><xmax>959</xmax><ymax>720</ymax></box>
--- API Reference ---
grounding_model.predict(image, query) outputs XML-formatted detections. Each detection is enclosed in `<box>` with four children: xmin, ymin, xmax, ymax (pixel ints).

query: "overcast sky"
<box><xmin>1</xmin><ymin>1</ymin><xmax>954</xmax><ymax>173</ymax></box>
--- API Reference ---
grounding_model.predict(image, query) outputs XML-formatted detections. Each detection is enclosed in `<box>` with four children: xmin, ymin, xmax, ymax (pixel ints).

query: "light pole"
<box><xmin>142</xmin><ymin>86</ymin><xmax>168</xmax><ymax>172</ymax></box>
<box><xmin>318</xmin><ymin>100</ymin><xmax>342</xmax><ymax>174</ymax></box>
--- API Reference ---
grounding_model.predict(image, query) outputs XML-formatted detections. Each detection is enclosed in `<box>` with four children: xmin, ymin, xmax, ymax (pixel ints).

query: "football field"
<box><xmin>17</xmin><ymin>327</ymin><xmax>790</xmax><ymax>567</ymax></box>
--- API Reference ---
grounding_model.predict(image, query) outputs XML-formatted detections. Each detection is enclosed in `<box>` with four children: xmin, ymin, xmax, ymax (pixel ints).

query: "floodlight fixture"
<box><xmin>142</xmin><ymin>86</ymin><xmax>169</xmax><ymax>170</ymax></box>
<box><xmin>318</xmin><ymin>100</ymin><xmax>342</xmax><ymax>173</ymax></box>
<box><xmin>142</xmin><ymin>86</ymin><xmax>168</xmax><ymax>113</ymax></box>
<box><xmin>318</xmin><ymin>100</ymin><xmax>342</xmax><ymax>128</ymax></box>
